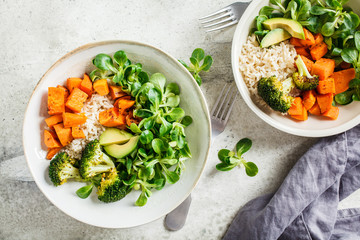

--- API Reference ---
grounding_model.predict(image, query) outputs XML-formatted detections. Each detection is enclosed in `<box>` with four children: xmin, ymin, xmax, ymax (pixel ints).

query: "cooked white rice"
<box><xmin>63</xmin><ymin>94</ymin><xmax>114</xmax><ymax>159</ymax></box>
<box><xmin>239</xmin><ymin>34</ymin><xmax>297</xmax><ymax>96</ymax></box>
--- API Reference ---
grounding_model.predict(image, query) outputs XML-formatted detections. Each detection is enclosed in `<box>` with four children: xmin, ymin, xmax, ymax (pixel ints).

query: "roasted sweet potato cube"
<box><xmin>65</xmin><ymin>88</ymin><xmax>88</xmax><ymax>113</ymax></box>
<box><xmin>72</xmin><ymin>127</ymin><xmax>85</xmax><ymax>139</ymax></box>
<box><xmin>48</xmin><ymin>87</ymin><xmax>65</xmax><ymax>115</ymax></box>
<box><xmin>45</xmin><ymin>114</ymin><xmax>63</xmax><ymax>129</ymax></box>
<box><xmin>67</xmin><ymin>78</ymin><xmax>82</xmax><ymax>93</ymax></box>
<box><xmin>299</xmin><ymin>55</ymin><xmax>314</xmax><ymax>73</ymax></box>
<box><xmin>311</xmin><ymin>58</ymin><xmax>335</xmax><ymax>80</ymax></box>
<box><xmin>288</xmin><ymin>97</ymin><xmax>303</xmax><ymax>116</ymax></box>
<box><xmin>302</xmin><ymin>90</ymin><xmax>316</xmax><ymax>110</ymax></box>
<box><xmin>299</xmin><ymin>28</ymin><xmax>315</xmax><ymax>47</ymax></box>
<box><xmin>314</xmin><ymin>33</ymin><xmax>323</xmax><ymax>45</ymax></box>
<box><xmin>290</xmin><ymin>37</ymin><xmax>303</xmax><ymax>47</ymax></box>
<box><xmin>317</xmin><ymin>93</ymin><xmax>333</xmax><ymax>114</ymax></box>
<box><xmin>125</xmin><ymin>110</ymin><xmax>140</xmax><ymax>126</ymax></box>
<box><xmin>63</xmin><ymin>112</ymin><xmax>87</xmax><ymax>128</ymax></box>
<box><xmin>57</xmin><ymin>85</ymin><xmax>69</xmax><ymax>99</ymax></box>
<box><xmin>309</xmin><ymin>102</ymin><xmax>321</xmax><ymax>116</ymax></box>
<box><xmin>99</xmin><ymin>107</ymin><xmax>126</xmax><ymax>127</ymax></box>
<box><xmin>290</xmin><ymin>106</ymin><xmax>308</xmax><ymax>121</ymax></box>
<box><xmin>53</xmin><ymin>123</ymin><xmax>73</xmax><ymax>146</ymax></box>
<box><xmin>322</xmin><ymin>106</ymin><xmax>339</xmax><ymax>120</ymax></box>
<box><xmin>317</xmin><ymin>78</ymin><xmax>335</xmax><ymax>94</ymax></box>
<box><xmin>80</xmin><ymin>74</ymin><xmax>93</xmax><ymax>96</ymax></box>
<box><xmin>109</xmin><ymin>85</ymin><xmax>126</xmax><ymax>99</ymax></box>
<box><xmin>117</xmin><ymin>99</ymin><xmax>135</xmax><ymax>113</ymax></box>
<box><xmin>332</xmin><ymin>68</ymin><xmax>356</xmax><ymax>95</ymax></box>
<box><xmin>93</xmin><ymin>79</ymin><xmax>109</xmax><ymax>96</ymax></box>
<box><xmin>46</xmin><ymin>147</ymin><xmax>62</xmax><ymax>160</ymax></box>
<box><xmin>295</xmin><ymin>47</ymin><xmax>311</xmax><ymax>59</ymax></box>
<box><xmin>310</xmin><ymin>42</ymin><xmax>328</xmax><ymax>61</ymax></box>
<box><xmin>44</xmin><ymin>130</ymin><xmax>62</xmax><ymax>148</ymax></box>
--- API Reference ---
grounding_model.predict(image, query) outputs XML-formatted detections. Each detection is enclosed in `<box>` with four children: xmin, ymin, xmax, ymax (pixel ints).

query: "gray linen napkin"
<box><xmin>223</xmin><ymin>125</ymin><xmax>360</xmax><ymax>240</ymax></box>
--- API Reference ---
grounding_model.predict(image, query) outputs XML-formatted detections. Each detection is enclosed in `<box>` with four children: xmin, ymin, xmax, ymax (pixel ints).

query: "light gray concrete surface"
<box><xmin>1</xmin><ymin>0</ymin><xmax>359</xmax><ymax>239</ymax></box>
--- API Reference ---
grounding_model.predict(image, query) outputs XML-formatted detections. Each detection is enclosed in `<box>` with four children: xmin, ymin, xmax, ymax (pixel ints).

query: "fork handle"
<box><xmin>164</xmin><ymin>195</ymin><xmax>192</xmax><ymax>231</ymax></box>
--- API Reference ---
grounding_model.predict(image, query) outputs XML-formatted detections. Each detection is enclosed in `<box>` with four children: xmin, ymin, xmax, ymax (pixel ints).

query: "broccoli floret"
<box><xmin>79</xmin><ymin>139</ymin><xmax>115</xmax><ymax>180</ymax></box>
<box><xmin>97</xmin><ymin>168</ymin><xmax>128</xmax><ymax>203</ymax></box>
<box><xmin>257</xmin><ymin>76</ymin><xmax>295</xmax><ymax>113</ymax></box>
<box><xmin>293</xmin><ymin>56</ymin><xmax>319</xmax><ymax>90</ymax></box>
<box><xmin>49</xmin><ymin>152</ymin><xmax>82</xmax><ymax>186</ymax></box>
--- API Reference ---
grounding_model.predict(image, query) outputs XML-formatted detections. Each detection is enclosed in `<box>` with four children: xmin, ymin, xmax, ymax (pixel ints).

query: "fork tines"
<box><xmin>211</xmin><ymin>83</ymin><xmax>238</xmax><ymax>123</ymax></box>
<box><xmin>199</xmin><ymin>6</ymin><xmax>237</xmax><ymax>32</ymax></box>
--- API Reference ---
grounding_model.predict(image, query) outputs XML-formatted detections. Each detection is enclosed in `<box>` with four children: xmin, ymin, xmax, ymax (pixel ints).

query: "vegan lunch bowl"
<box><xmin>232</xmin><ymin>0</ymin><xmax>360</xmax><ymax>137</ymax></box>
<box><xmin>23</xmin><ymin>41</ymin><xmax>211</xmax><ymax>228</ymax></box>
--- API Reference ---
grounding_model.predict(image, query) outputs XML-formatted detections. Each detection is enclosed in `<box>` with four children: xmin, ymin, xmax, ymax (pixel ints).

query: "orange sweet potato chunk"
<box><xmin>317</xmin><ymin>78</ymin><xmax>335</xmax><ymax>94</ymax></box>
<box><xmin>109</xmin><ymin>85</ymin><xmax>126</xmax><ymax>99</ymax></box>
<box><xmin>99</xmin><ymin>108</ymin><xmax>126</xmax><ymax>127</ymax></box>
<box><xmin>126</xmin><ymin>110</ymin><xmax>140</xmax><ymax>127</ymax></box>
<box><xmin>44</xmin><ymin>130</ymin><xmax>62</xmax><ymax>148</ymax></box>
<box><xmin>67</xmin><ymin>78</ymin><xmax>82</xmax><ymax>93</ymax></box>
<box><xmin>299</xmin><ymin>55</ymin><xmax>314</xmax><ymax>72</ymax></box>
<box><xmin>290</xmin><ymin>106</ymin><xmax>308</xmax><ymax>121</ymax></box>
<box><xmin>65</xmin><ymin>88</ymin><xmax>88</xmax><ymax>113</ymax></box>
<box><xmin>93</xmin><ymin>79</ymin><xmax>109</xmax><ymax>96</ymax></box>
<box><xmin>72</xmin><ymin>127</ymin><xmax>85</xmax><ymax>139</ymax></box>
<box><xmin>332</xmin><ymin>68</ymin><xmax>356</xmax><ymax>95</ymax></box>
<box><xmin>295</xmin><ymin>47</ymin><xmax>311</xmax><ymax>59</ymax></box>
<box><xmin>302</xmin><ymin>90</ymin><xmax>316</xmax><ymax>110</ymax></box>
<box><xmin>309</xmin><ymin>102</ymin><xmax>321</xmax><ymax>116</ymax></box>
<box><xmin>45</xmin><ymin>115</ymin><xmax>63</xmax><ymax>129</ymax></box>
<box><xmin>322</xmin><ymin>106</ymin><xmax>339</xmax><ymax>120</ymax></box>
<box><xmin>48</xmin><ymin>87</ymin><xmax>65</xmax><ymax>115</ymax></box>
<box><xmin>311</xmin><ymin>58</ymin><xmax>335</xmax><ymax>80</ymax></box>
<box><xmin>317</xmin><ymin>93</ymin><xmax>333</xmax><ymax>114</ymax></box>
<box><xmin>46</xmin><ymin>147</ymin><xmax>62</xmax><ymax>160</ymax></box>
<box><xmin>57</xmin><ymin>85</ymin><xmax>69</xmax><ymax>99</ymax></box>
<box><xmin>299</xmin><ymin>28</ymin><xmax>315</xmax><ymax>47</ymax></box>
<box><xmin>63</xmin><ymin>112</ymin><xmax>87</xmax><ymax>128</ymax></box>
<box><xmin>314</xmin><ymin>33</ymin><xmax>324</xmax><ymax>45</ymax></box>
<box><xmin>290</xmin><ymin>37</ymin><xmax>304</xmax><ymax>47</ymax></box>
<box><xmin>310</xmin><ymin>42</ymin><xmax>328</xmax><ymax>61</ymax></box>
<box><xmin>80</xmin><ymin>74</ymin><xmax>93</xmax><ymax>96</ymax></box>
<box><xmin>53</xmin><ymin>123</ymin><xmax>73</xmax><ymax>146</ymax></box>
<box><xmin>116</xmin><ymin>99</ymin><xmax>135</xmax><ymax>113</ymax></box>
<box><xmin>288</xmin><ymin>97</ymin><xmax>303</xmax><ymax>116</ymax></box>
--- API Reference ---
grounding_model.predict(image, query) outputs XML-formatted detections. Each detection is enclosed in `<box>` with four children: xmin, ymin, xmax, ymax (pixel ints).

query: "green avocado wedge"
<box><xmin>260</xmin><ymin>28</ymin><xmax>292</xmax><ymax>48</ymax></box>
<box><xmin>262</xmin><ymin>18</ymin><xmax>305</xmax><ymax>39</ymax></box>
<box><xmin>103</xmin><ymin>136</ymin><xmax>140</xmax><ymax>159</ymax></box>
<box><xmin>99</xmin><ymin>128</ymin><xmax>133</xmax><ymax>146</ymax></box>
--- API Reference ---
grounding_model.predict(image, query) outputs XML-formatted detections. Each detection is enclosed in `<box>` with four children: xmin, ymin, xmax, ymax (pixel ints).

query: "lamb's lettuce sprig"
<box><xmin>216</xmin><ymin>138</ymin><xmax>258</xmax><ymax>177</ymax></box>
<box><xmin>179</xmin><ymin>48</ymin><xmax>213</xmax><ymax>86</ymax></box>
<box><xmin>90</xmin><ymin>50</ymin><xmax>149</xmax><ymax>96</ymax></box>
<box><xmin>90</xmin><ymin>50</ymin><xmax>193</xmax><ymax>206</ymax></box>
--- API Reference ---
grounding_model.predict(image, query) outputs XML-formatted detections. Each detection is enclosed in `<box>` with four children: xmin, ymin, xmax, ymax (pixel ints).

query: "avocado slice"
<box><xmin>103</xmin><ymin>136</ymin><xmax>140</xmax><ymax>158</ymax></box>
<box><xmin>262</xmin><ymin>18</ymin><xmax>305</xmax><ymax>39</ymax></box>
<box><xmin>260</xmin><ymin>28</ymin><xmax>292</xmax><ymax>48</ymax></box>
<box><xmin>99</xmin><ymin>128</ymin><xmax>133</xmax><ymax>146</ymax></box>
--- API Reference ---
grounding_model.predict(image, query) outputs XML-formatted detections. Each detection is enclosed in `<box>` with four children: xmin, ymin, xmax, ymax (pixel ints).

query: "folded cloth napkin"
<box><xmin>223</xmin><ymin>125</ymin><xmax>360</xmax><ymax>240</ymax></box>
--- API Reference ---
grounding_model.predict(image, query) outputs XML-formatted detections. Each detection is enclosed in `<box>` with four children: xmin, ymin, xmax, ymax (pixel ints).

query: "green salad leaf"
<box><xmin>179</xmin><ymin>48</ymin><xmax>213</xmax><ymax>86</ymax></box>
<box><xmin>83</xmin><ymin>50</ymin><xmax>194</xmax><ymax>206</ymax></box>
<box><xmin>216</xmin><ymin>138</ymin><xmax>259</xmax><ymax>177</ymax></box>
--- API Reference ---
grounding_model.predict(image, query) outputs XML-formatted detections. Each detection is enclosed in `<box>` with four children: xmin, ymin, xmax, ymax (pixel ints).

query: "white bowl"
<box><xmin>22</xmin><ymin>41</ymin><xmax>211</xmax><ymax>228</ymax></box>
<box><xmin>232</xmin><ymin>0</ymin><xmax>360</xmax><ymax>137</ymax></box>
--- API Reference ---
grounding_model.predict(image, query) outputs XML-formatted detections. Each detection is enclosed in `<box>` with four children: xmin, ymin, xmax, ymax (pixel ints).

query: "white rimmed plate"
<box><xmin>232</xmin><ymin>0</ymin><xmax>360</xmax><ymax>137</ymax></box>
<box><xmin>23</xmin><ymin>40</ymin><xmax>211</xmax><ymax>228</ymax></box>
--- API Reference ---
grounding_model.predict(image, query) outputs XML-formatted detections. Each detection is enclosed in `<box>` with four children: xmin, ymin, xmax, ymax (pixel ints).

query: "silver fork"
<box><xmin>199</xmin><ymin>1</ymin><xmax>252</xmax><ymax>32</ymax></box>
<box><xmin>164</xmin><ymin>83</ymin><xmax>238</xmax><ymax>231</ymax></box>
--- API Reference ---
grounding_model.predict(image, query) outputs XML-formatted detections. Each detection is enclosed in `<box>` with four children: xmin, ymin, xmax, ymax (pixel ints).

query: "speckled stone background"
<box><xmin>1</xmin><ymin>0</ymin><xmax>359</xmax><ymax>239</ymax></box>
